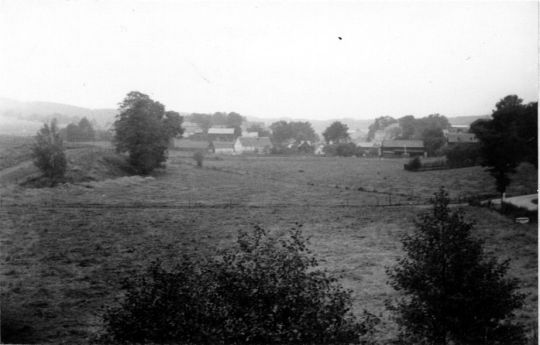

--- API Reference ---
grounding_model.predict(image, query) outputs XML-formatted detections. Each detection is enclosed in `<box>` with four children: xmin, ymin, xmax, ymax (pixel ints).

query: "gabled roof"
<box><xmin>382</xmin><ymin>140</ymin><xmax>424</xmax><ymax>148</ymax></box>
<box><xmin>212</xmin><ymin>141</ymin><xmax>235</xmax><ymax>149</ymax></box>
<box><xmin>208</xmin><ymin>127</ymin><xmax>235</xmax><ymax>135</ymax></box>
<box><xmin>447</xmin><ymin>133</ymin><xmax>478</xmax><ymax>143</ymax></box>
<box><xmin>237</xmin><ymin>136</ymin><xmax>272</xmax><ymax>148</ymax></box>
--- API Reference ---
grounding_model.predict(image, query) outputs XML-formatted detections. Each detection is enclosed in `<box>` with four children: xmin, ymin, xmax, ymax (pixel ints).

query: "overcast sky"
<box><xmin>0</xmin><ymin>0</ymin><xmax>537</xmax><ymax>120</ymax></box>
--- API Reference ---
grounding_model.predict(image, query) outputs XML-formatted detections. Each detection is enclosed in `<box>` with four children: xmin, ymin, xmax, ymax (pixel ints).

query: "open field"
<box><xmin>0</xmin><ymin>135</ymin><xmax>34</xmax><ymax>171</ymax></box>
<box><xmin>0</xmin><ymin>151</ymin><xmax>537</xmax><ymax>343</ymax></box>
<box><xmin>172</xmin><ymin>152</ymin><xmax>538</xmax><ymax>201</ymax></box>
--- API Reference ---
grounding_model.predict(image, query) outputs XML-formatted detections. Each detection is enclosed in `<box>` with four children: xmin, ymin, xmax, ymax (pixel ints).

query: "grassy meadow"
<box><xmin>0</xmin><ymin>145</ymin><xmax>537</xmax><ymax>343</ymax></box>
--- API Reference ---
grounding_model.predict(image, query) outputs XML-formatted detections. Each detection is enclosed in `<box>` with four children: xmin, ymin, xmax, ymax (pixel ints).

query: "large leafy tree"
<box><xmin>470</xmin><ymin>95</ymin><xmax>538</xmax><ymax>198</ymax></box>
<box><xmin>113</xmin><ymin>91</ymin><xmax>184</xmax><ymax>175</ymax></box>
<box><xmin>322</xmin><ymin>121</ymin><xmax>350</xmax><ymax>144</ymax></box>
<box><xmin>32</xmin><ymin>119</ymin><xmax>67</xmax><ymax>182</ymax></box>
<box><xmin>270</xmin><ymin>121</ymin><xmax>318</xmax><ymax>146</ymax></box>
<box><xmin>189</xmin><ymin>113</ymin><xmax>213</xmax><ymax>133</ymax></box>
<box><xmin>398</xmin><ymin>115</ymin><xmax>416</xmax><ymax>139</ymax></box>
<box><xmin>246</xmin><ymin>124</ymin><xmax>271</xmax><ymax>137</ymax></box>
<box><xmin>78</xmin><ymin>117</ymin><xmax>95</xmax><ymax>141</ymax></box>
<box><xmin>226</xmin><ymin>112</ymin><xmax>245</xmax><ymax>137</ymax></box>
<box><xmin>422</xmin><ymin>127</ymin><xmax>446</xmax><ymax>156</ymax></box>
<box><xmin>387</xmin><ymin>188</ymin><xmax>525</xmax><ymax>345</ymax></box>
<box><xmin>367</xmin><ymin>116</ymin><xmax>397</xmax><ymax>141</ymax></box>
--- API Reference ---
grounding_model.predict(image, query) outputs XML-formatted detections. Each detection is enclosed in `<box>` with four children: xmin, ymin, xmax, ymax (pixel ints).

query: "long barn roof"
<box><xmin>381</xmin><ymin>140</ymin><xmax>424</xmax><ymax>148</ymax></box>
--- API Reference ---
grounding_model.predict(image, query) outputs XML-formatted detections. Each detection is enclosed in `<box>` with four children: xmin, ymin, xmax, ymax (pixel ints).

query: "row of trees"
<box><xmin>102</xmin><ymin>189</ymin><xmax>528</xmax><ymax>344</ymax></box>
<box><xmin>188</xmin><ymin>112</ymin><xmax>245</xmax><ymax>137</ymax></box>
<box><xmin>367</xmin><ymin>114</ymin><xmax>450</xmax><ymax>155</ymax></box>
<box><xmin>64</xmin><ymin>117</ymin><xmax>96</xmax><ymax>141</ymax></box>
<box><xmin>32</xmin><ymin>93</ymin><xmax>536</xmax><ymax>190</ymax></box>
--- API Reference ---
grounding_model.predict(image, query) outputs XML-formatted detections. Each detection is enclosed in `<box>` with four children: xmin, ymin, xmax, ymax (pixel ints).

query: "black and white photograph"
<box><xmin>0</xmin><ymin>1</ymin><xmax>537</xmax><ymax>344</ymax></box>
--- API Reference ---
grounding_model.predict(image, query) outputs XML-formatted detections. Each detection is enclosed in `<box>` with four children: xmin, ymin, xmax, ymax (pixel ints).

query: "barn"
<box><xmin>380</xmin><ymin>140</ymin><xmax>425</xmax><ymax>157</ymax></box>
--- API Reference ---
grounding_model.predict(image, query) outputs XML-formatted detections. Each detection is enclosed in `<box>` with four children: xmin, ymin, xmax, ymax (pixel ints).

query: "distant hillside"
<box><xmin>0</xmin><ymin>97</ymin><xmax>117</xmax><ymax>135</ymax></box>
<box><xmin>0</xmin><ymin>96</ymin><xmax>492</xmax><ymax>136</ymax></box>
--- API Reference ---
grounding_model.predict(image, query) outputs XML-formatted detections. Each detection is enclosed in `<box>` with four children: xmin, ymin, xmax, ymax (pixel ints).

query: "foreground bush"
<box><xmin>387</xmin><ymin>188</ymin><xmax>526</xmax><ymax>345</ymax></box>
<box><xmin>102</xmin><ymin>226</ymin><xmax>369</xmax><ymax>344</ymax></box>
<box><xmin>193</xmin><ymin>151</ymin><xmax>204</xmax><ymax>167</ymax></box>
<box><xmin>403</xmin><ymin>156</ymin><xmax>421</xmax><ymax>171</ymax></box>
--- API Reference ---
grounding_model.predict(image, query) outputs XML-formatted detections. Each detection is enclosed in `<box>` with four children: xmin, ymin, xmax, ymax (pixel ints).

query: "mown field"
<box><xmin>0</xmin><ymin>147</ymin><xmax>537</xmax><ymax>344</ymax></box>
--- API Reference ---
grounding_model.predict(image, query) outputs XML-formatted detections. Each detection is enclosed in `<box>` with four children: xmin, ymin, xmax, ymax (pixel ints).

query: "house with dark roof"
<box><xmin>380</xmin><ymin>140</ymin><xmax>425</xmax><ymax>157</ymax></box>
<box><xmin>234</xmin><ymin>136</ymin><xmax>273</xmax><ymax>154</ymax></box>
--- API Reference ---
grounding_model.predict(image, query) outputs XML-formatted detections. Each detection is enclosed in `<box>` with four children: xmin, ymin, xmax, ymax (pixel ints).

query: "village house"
<box><xmin>380</xmin><ymin>140</ymin><xmax>425</xmax><ymax>157</ymax></box>
<box><xmin>234</xmin><ymin>136</ymin><xmax>273</xmax><ymax>154</ymax></box>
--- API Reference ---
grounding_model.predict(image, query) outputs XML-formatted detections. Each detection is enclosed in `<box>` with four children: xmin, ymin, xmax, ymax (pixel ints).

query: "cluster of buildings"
<box><xmin>353</xmin><ymin>125</ymin><xmax>479</xmax><ymax>157</ymax></box>
<box><xmin>173</xmin><ymin>123</ymin><xmax>273</xmax><ymax>155</ymax></box>
<box><xmin>174</xmin><ymin>120</ymin><xmax>479</xmax><ymax>157</ymax></box>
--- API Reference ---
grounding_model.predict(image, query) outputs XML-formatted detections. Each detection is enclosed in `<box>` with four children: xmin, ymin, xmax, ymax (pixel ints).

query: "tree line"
<box><xmin>31</xmin><ymin>92</ymin><xmax>537</xmax><ymax>198</ymax></box>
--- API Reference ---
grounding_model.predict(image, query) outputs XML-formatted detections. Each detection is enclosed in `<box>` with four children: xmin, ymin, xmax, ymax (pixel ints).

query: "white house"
<box><xmin>234</xmin><ymin>136</ymin><xmax>272</xmax><ymax>154</ymax></box>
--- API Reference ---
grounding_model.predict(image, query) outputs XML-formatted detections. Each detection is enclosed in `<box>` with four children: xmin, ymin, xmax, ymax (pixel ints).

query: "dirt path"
<box><xmin>0</xmin><ymin>160</ymin><xmax>39</xmax><ymax>185</ymax></box>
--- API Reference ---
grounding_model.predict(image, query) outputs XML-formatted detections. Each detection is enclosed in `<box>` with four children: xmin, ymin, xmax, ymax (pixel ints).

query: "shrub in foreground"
<box><xmin>193</xmin><ymin>151</ymin><xmax>204</xmax><ymax>167</ymax></box>
<box><xmin>403</xmin><ymin>156</ymin><xmax>421</xmax><ymax>171</ymax></box>
<box><xmin>102</xmin><ymin>226</ymin><xmax>369</xmax><ymax>344</ymax></box>
<box><xmin>387</xmin><ymin>187</ymin><xmax>526</xmax><ymax>345</ymax></box>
